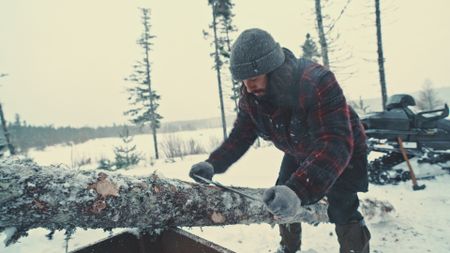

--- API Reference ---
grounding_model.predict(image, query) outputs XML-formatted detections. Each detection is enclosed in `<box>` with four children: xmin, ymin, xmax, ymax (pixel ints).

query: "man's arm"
<box><xmin>286</xmin><ymin>68</ymin><xmax>354</xmax><ymax>205</ymax></box>
<box><xmin>206</xmin><ymin>102</ymin><xmax>258</xmax><ymax>173</ymax></box>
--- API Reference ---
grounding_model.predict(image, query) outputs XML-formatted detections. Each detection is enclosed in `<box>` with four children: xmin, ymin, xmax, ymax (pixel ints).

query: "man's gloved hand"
<box><xmin>262</xmin><ymin>185</ymin><xmax>301</xmax><ymax>219</ymax></box>
<box><xmin>189</xmin><ymin>161</ymin><xmax>215</xmax><ymax>183</ymax></box>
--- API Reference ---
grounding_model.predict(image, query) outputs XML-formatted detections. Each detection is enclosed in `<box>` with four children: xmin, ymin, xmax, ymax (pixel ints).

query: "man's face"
<box><xmin>242</xmin><ymin>74</ymin><xmax>268</xmax><ymax>97</ymax></box>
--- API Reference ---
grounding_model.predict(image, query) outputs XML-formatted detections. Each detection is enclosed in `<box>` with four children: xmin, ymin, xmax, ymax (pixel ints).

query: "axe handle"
<box><xmin>397</xmin><ymin>137</ymin><xmax>419</xmax><ymax>186</ymax></box>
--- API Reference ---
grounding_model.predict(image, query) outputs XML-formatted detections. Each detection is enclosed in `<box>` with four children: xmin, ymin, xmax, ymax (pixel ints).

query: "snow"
<box><xmin>1</xmin><ymin>128</ymin><xmax>450</xmax><ymax>252</ymax></box>
<box><xmin>2</xmin><ymin>227</ymin><xmax>17</xmax><ymax>246</ymax></box>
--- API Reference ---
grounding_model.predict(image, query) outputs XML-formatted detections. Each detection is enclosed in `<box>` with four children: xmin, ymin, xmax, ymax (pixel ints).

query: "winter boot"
<box><xmin>335</xmin><ymin>220</ymin><xmax>371</xmax><ymax>253</ymax></box>
<box><xmin>276</xmin><ymin>245</ymin><xmax>300</xmax><ymax>253</ymax></box>
<box><xmin>278</xmin><ymin>223</ymin><xmax>302</xmax><ymax>253</ymax></box>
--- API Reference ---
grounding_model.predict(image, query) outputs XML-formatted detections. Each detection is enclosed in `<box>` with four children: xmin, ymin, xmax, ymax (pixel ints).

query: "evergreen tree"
<box><xmin>207</xmin><ymin>0</ymin><xmax>228</xmax><ymax>141</ymax></box>
<box><xmin>215</xmin><ymin>0</ymin><xmax>240</xmax><ymax>113</ymax></box>
<box><xmin>114</xmin><ymin>127</ymin><xmax>142</xmax><ymax>169</ymax></box>
<box><xmin>14</xmin><ymin>113</ymin><xmax>22</xmax><ymax>127</ymax></box>
<box><xmin>125</xmin><ymin>8</ymin><xmax>162</xmax><ymax>159</ymax></box>
<box><xmin>301</xmin><ymin>33</ymin><xmax>321</xmax><ymax>62</ymax></box>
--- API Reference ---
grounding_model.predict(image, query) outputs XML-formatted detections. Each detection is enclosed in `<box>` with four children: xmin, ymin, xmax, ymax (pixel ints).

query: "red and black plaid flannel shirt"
<box><xmin>206</xmin><ymin>62</ymin><xmax>367</xmax><ymax>205</ymax></box>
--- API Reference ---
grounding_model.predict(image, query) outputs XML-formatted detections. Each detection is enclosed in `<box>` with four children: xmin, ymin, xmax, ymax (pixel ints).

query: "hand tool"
<box><xmin>193</xmin><ymin>174</ymin><xmax>262</xmax><ymax>202</ymax></box>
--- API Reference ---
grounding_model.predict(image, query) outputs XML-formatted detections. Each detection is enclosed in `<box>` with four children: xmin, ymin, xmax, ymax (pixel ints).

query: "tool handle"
<box><xmin>397</xmin><ymin>137</ymin><xmax>419</xmax><ymax>186</ymax></box>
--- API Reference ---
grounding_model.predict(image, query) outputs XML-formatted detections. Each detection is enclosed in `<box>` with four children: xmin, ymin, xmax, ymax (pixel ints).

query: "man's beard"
<box><xmin>253</xmin><ymin>81</ymin><xmax>290</xmax><ymax>108</ymax></box>
<box><xmin>253</xmin><ymin>87</ymin><xmax>275</xmax><ymax>107</ymax></box>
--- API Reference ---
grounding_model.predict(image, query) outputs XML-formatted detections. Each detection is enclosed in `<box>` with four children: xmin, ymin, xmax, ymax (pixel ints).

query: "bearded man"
<box><xmin>190</xmin><ymin>28</ymin><xmax>371</xmax><ymax>253</ymax></box>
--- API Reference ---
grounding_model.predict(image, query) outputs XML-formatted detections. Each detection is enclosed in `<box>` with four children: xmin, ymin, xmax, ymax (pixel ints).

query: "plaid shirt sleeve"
<box><xmin>286</xmin><ymin>68</ymin><xmax>354</xmax><ymax>205</ymax></box>
<box><xmin>206</xmin><ymin>100</ymin><xmax>258</xmax><ymax>174</ymax></box>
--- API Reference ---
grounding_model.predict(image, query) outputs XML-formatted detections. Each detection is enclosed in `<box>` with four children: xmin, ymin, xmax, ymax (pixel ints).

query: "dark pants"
<box><xmin>277</xmin><ymin>154</ymin><xmax>370</xmax><ymax>253</ymax></box>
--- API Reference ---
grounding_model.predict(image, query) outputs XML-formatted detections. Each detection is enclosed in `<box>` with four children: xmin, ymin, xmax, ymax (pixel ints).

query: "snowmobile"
<box><xmin>360</xmin><ymin>94</ymin><xmax>450</xmax><ymax>185</ymax></box>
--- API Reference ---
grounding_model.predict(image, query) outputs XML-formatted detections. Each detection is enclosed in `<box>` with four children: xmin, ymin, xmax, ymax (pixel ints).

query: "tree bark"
<box><xmin>315</xmin><ymin>0</ymin><xmax>330</xmax><ymax>69</ymax></box>
<box><xmin>0</xmin><ymin>103</ymin><xmax>16</xmax><ymax>155</ymax></box>
<box><xmin>0</xmin><ymin>158</ymin><xmax>393</xmax><ymax>245</ymax></box>
<box><xmin>141</xmin><ymin>8</ymin><xmax>159</xmax><ymax>160</ymax></box>
<box><xmin>210</xmin><ymin>1</ymin><xmax>228</xmax><ymax>141</ymax></box>
<box><xmin>375</xmin><ymin>0</ymin><xmax>388</xmax><ymax>111</ymax></box>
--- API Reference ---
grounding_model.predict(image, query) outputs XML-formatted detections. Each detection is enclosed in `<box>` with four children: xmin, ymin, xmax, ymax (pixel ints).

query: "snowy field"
<box><xmin>1</xmin><ymin>128</ymin><xmax>450</xmax><ymax>253</ymax></box>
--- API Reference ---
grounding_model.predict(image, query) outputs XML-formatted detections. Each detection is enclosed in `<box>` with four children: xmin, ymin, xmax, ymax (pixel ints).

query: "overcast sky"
<box><xmin>0</xmin><ymin>0</ymin><xmax>449</xmax><ymax>127</ymax></box>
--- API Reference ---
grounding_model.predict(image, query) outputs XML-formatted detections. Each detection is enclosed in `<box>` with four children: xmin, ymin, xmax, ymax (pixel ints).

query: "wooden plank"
<box><xmin>71</xmin><ymin>228</ymin><xmax>234</xmax><ymax>253</ymax></box>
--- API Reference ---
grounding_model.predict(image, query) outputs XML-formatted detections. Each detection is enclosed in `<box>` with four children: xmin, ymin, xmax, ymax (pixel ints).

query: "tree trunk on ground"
<box><xmin>0</xmin><ymin>158</ymin><xmax>394</xmax><ymax>246</ymax></box>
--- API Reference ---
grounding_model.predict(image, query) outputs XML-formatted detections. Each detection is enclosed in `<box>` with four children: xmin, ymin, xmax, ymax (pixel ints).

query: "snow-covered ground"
<box><xmin>1</xmin><ymin>128</ymin><xmax>450</xmax><ymax>252</ymax></box>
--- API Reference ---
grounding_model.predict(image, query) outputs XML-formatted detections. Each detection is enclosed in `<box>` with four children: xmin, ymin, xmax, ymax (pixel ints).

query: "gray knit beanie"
<box><xmin>230</xmin><ymin>28</ymin><xmax>285</xmax><ymax>81</ymax></box>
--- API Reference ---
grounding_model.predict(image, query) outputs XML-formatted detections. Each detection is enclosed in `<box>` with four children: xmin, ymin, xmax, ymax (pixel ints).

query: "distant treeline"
<box><xmin>7</xmin><ymin>115</ymin><xmax>236</xmax><ymax>153</ymax></box>
<box><xmin>9</xmin><ymin>124</ymin><xmax>133</xmax><ymax>152</ymax></box>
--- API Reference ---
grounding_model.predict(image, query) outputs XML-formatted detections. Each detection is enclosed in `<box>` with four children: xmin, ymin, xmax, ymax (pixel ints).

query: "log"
<box><xmin>0</xmin><ymin>158</ymin><xmax>394</xmax><ymax>246</ymax></box>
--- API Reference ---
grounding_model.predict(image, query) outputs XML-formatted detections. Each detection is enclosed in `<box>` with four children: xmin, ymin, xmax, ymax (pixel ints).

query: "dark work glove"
<box><xmin>262</xmin><ymin>185</ymin><xmax>301</xmax><ymax>219</ymax></box>
<box><xmin>189</xmin><ymin>161</ymin><xmax>215</xmax><ymax>183</ymax></box>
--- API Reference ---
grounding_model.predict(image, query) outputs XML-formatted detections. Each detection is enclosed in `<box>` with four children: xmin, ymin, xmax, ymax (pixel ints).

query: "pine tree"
<box><xmin>216</xmin><ymin>0</ymin><xmax>240</xmax><ymax>113</ymax></box>
<box><xmin>14</xmin><ymin>113</ymin><xmax>22</xmax><ymax>127</ymax></box>
<box><xmin>113</xmin><ymin>127</ymin><xmax>142</xmax><ymax>169</ymax></box>
<box><xmin>208</xmin><ymin>0</ymin><xmax>227</xmax><ymax>141</ymax></box>
<box><xmin>301</xmin><ymin>33</ymin><xmax>321</xmax><ymax>62</ymax></box>
<box><xmin>206</xmin><ymin>0</ymin><xmax>238</xmax><ymax>140</ymax></box>
<box><xmin>125</xmin><ymin>8</ymin><xmax>162</xmax><ymax>159</ymax></box>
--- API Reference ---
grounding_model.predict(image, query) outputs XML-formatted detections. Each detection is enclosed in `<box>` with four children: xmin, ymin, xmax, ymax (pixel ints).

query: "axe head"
<box><xmin>413</xmin><ymin>184</ymin><xmax>426</xmax><ymax>191</ymax></box>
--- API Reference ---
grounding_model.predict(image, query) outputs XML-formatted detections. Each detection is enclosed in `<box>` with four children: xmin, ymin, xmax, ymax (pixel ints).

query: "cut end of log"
<box><xmin>87</xmin><ymin>172</ymin><xmax>119</xmax><ymax>198</ymax></box>
<box><xmin>211</xmin><ymin>211</ymin><xmax>226</xmax><ymax>224</ymax></box>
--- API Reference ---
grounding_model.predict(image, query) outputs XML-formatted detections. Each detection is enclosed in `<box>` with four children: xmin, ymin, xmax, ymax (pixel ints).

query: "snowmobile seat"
<box><xmin>385</xmin><ymin>94</ymin><xmax>417</xmax><ymax>129</ymax></box>
<box><xmin>386</xmin><ymin>94</ymin><xmax>416</xmax><ymax>111</ymax></box>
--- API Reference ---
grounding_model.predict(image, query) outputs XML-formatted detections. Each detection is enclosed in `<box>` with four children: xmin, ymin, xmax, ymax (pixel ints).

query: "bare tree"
<box><xmin>125</xmin><ymin>8</ymin><xmax>162</xmax><ymax>159</ymax></box>
<box><xmin>312</xmin><ymin>0</ymin><xmax>355</xmax><ymax>82</ymax></box>
<box><xmin>416</xmin><ymin>79</ymin><xmax>443</xmax><ymax>111</ymax></box>
<box><xmin>349</xmin><ymin>96</ymin><xmax>371</xmax><ymax>115</ymax></box>
<box><xmin>375</xmin><ymin>0</ymin><xmax>388</xmax><ymax>111</ymax></box>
